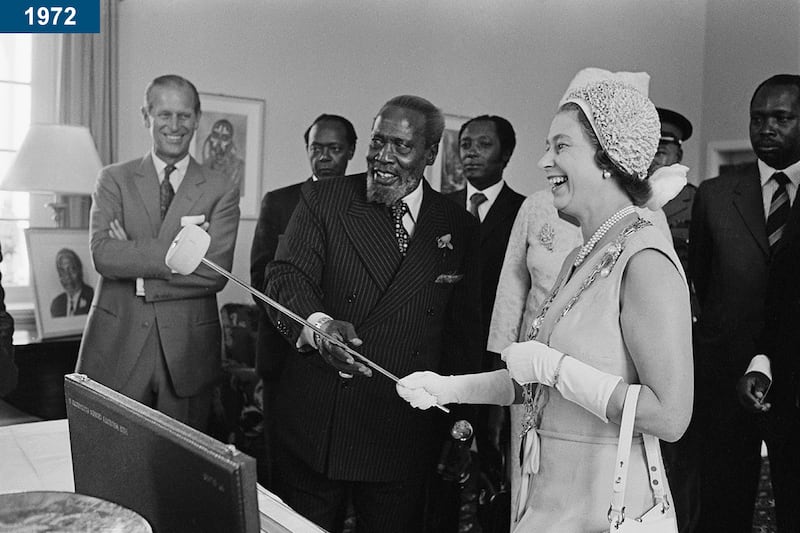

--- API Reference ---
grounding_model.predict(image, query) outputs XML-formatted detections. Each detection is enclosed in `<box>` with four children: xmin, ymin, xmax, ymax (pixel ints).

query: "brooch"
<box><xmin>538</xmin><ymin>223</ymin><xmax>555</xmax><ymax>252</ymax></box>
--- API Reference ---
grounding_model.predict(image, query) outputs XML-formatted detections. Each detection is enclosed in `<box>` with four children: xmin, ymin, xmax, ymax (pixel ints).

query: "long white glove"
<box><xmin>501</xmin><ymin>340</ymin><xmax>622</xmax><ymax>422</ymax></box>
<box><xmin>396</xmin><ymin>370</ymin><xmax>515</xmax><ymax>410</ymax></box>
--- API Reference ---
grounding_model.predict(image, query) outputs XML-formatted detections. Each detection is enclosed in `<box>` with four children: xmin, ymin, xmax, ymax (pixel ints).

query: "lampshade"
<box><xmin>1</xmin><ymin>124</ymin><xmax>102</xmax><ymax>195</ymax></box>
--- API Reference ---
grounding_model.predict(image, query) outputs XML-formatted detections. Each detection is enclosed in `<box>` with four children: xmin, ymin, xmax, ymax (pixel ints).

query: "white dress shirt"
<box><xmin>465</xmin><ymin>180</ymin><xmax>505</xmax><ymax>222</ymax></box>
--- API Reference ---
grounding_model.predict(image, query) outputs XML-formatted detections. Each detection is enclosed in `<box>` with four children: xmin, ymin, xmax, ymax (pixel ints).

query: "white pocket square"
<box><xmin>181</xmin><ymin>214</ymin><xmax>206</xmax><ymax>227</ymax></box>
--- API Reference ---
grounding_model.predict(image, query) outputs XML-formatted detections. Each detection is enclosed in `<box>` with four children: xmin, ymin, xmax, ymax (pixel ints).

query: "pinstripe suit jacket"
<box><xmin>76</xmin><ymin>154</ymin><xmax>240</xmax><ymax>397</ymax></box>
<box><xmin>265</xmin><ymin>173</ymin><xmax>482</xmax><ymax>482</ymax></box>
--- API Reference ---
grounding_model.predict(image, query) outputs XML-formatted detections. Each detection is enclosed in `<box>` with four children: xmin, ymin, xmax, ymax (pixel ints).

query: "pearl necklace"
<box><xmin>573</xmin><ymin>205</ymin><xmax>636</xmax><ymax>268</ymax></box>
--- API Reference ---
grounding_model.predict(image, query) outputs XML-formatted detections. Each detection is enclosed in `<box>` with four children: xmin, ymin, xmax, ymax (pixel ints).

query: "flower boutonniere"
<box><xmin>437</xmin><ymin>234</ymin><xmax>453</xmax><ymax>250</ymax></box>
<box><xmin>437</xmin><ymin>233</ymin><xmax>453</xmax><ymax>261</ymax></box>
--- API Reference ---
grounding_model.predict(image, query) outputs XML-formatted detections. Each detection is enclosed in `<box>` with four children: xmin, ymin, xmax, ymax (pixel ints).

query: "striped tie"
<box><xmin>766</xmin><ymin>172</ymin><xmax>791</xmax><ymax>253</ymax></box>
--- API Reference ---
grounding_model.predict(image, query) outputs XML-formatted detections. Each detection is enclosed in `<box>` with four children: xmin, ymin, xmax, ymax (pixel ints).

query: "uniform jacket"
<box><xmin>76</xmin><ymin>154</ymin><xmax>240</xmax><ymax>397</ymax></box>
<box><xmin>264</xmin><ymin>174</ymin><xmax>482</xmax><ymax>482</ymax></box>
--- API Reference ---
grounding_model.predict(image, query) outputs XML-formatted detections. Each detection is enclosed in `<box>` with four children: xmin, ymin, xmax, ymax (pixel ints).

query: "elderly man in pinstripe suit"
<box><xmin>264</xmin><ymin>95</ymin><xmax>483</xmax><ymax>532</ymax></box>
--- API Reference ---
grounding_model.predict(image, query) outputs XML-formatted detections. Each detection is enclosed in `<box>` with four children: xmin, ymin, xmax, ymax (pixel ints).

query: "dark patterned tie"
<box><xmin>160</xmin><ymin>164</ymin><xmax>176</xmax><ymax>220</ymax></box>
<box><xmin>469</xmin><ymin>192</ymin><xmax>487</xmax><ymax>220</ymax></box>
<box><xmin>766</xmin><ymin>172</ymin><xmax>790</xmax><ymax>253</ymax></box>
<box><xmin>390</xmin><ymin>201</ymin><xmax>410</xmax><ymax>255</ymax></box>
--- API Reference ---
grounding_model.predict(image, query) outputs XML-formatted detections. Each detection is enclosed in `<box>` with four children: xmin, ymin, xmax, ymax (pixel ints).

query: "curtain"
<box><xmin>58</xmin><ymin>0</ymin><xmax>118</xmax><ymax>166</ymax></box>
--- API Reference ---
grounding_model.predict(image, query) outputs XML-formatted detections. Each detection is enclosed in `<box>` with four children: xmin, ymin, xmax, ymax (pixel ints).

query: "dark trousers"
<box><xmin>693</xmin><ymin>382</ymin><xmax>763</xmax><ymax>533</ymax></box>
<box><xmin>272</xmin><ymin>443</ymin><xmax>426</xmax><ymax>533</ymax></box>
<box><xmin>119</xmin><ymin>326</ymin><xmax>212</xmax><ymax>432</ymax></box>
<box><xmin>763</xmin><ymin>408</ymin><xmax>800</xmax><ymax>532</ymax></box>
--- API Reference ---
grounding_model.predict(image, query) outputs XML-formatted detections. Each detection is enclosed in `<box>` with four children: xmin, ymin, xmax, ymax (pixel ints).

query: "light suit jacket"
<box><xmin>76</xmin><ymin>154</ymin><xmax>240</xmax><ymax>397</ymax></box>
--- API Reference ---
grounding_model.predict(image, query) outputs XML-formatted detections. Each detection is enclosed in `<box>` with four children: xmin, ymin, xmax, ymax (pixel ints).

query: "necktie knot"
<box><xmin>390</xmin><ymin>202</ymin><xmax>410</xmax><ymax>255</ymax></box>
<box><xmin>469</xmin><ymin>192</ymin><xmax>488</xmax><ymax>219</ymax></box>
<box><xmin>160</xmin><ymin>165</ymin><xmax>176</xmax><ymax>220</ymax></box>
<box><xmin>773</xmin><ymin>171</ymin><xmax>790</xmax><ymax>187</ymax></box>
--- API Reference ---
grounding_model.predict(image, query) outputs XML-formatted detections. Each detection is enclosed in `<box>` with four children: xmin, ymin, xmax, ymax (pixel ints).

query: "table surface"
<box><xmin>0</xmin><ymin>419</ymin><xmax>74</xmax><ymax>495</ymax></box>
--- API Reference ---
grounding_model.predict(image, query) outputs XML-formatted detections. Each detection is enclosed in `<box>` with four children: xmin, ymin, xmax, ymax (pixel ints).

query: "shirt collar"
<box><xmin>758</xmin><ymin>158</ymin><xmax>800</xmax><ymax>188</ymax></box>
<box><xmin>466</xmin><ymin>179</ymin><xmax>504</xmax><ymax>207</ymax></box>
<box><xmin>150</xmin><ymin>151</ymin><xmax>190</xmax><ymax>180</ymax></box>
<box><xmin>399</xmin><ymin>179</ymin><xmax>424</xmax><ymax>223</ymax></box>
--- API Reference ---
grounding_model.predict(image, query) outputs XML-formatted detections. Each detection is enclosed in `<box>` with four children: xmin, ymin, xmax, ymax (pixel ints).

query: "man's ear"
<box><xmin>425</xmin><ymin>143</ymin><xmax>439</xmax><ymax>166</ymax></box>
<box><xmin>141</xmin><ymin>106</ymin><xmax>151</xmax><ymax>128</ymax></box>
<box><xmin>347</xmin><ymin>145</ymin><xmax>355</xmax><ymax>161</ymax></box>
<box><xmin>501</xmin><ymin>149</ymin><xmax>512</xmax><ymax>168</ymax></box>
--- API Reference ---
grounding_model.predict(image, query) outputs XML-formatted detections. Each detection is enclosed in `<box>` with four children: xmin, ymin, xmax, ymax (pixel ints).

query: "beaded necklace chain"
<box><xmin>572</xmin><ymin>205</ymin><xmax>636</xmax><ymax>268</ymax></box>
<box><xmin>519</xmin><ymin>216</ymin><xmax>651</xmax><ymax>439</ymax></box>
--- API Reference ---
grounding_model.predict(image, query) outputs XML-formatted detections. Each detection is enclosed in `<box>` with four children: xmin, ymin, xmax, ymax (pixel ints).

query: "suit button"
<box><xmin>412</xmin><ymin>350</ymin><xmax>420</xmax><ymax>358</ymax></box>
<box><xmin>346</xmin><ymin>291</ymin><xmax>357</xmax><ymax>303</ymax></box>
<box><xmin>142</xmin><ymin>321</ymin><xmax>150</xmax><ymax>328</ymax></box>
<box><xmin>426</xmin><ymin>308</ymin><xmax>435</xmax><ymax>316</ymax></box>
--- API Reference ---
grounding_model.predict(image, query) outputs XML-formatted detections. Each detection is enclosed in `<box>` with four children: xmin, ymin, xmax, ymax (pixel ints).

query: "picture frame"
<box><xmin>26</xmin><ymin>228</ymin><xmax>98</xmax><ymax>340</ymax></box>
<box><xmin>427</xmin><ymin>113</ymin><xmax>470</xmax><ymax>193</ymax></box>
<box><xmin>191</xmin><ymin>93</ymin><xmax>265</xmax><ymax>218</ymax></box>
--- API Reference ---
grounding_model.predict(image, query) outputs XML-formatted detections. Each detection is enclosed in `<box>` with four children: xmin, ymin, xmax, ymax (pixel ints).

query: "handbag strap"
<box><xmin>608</xmin><ymin>384</ymin><xmax>670</xmax><ymax>529</ymax></box>
<box><xmin>609</xmin><ymin>384</ymin><xmax>640</xmax><ymax>527</ymax></box>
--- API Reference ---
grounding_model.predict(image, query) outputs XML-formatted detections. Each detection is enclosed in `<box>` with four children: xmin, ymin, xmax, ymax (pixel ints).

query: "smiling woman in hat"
<box><xmin>396</xmin><ymin>68</ymin><xmax>693</xmax><ymax>532</ymax></box>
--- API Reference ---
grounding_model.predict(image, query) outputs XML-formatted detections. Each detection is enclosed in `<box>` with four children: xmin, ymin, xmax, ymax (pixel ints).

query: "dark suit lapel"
<box><xmin>733</xmin><ymin>171</ymin><xmax>769</xmax><ymax>257</ymax></box>
<box><xmin>158</xmin><ymin>157</ymin><xmax>206</xmax><ymax>240</ymax></box>
<box><xmin>480</xmin><ymin>184</ymin><xmax>516</xmax><ymax>243</ymax></box>
<box><xmin>340</xmin><ymin>194</ymin><xmax>401</xmax><ymax>294</ymax></box>
<box><xmin>360</xmin><ymin>182</ymin><xmax>448</xmax><ymax>331</ymax></box>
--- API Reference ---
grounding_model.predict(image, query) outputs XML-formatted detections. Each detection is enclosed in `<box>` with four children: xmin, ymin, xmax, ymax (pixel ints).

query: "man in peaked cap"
<box><xmin>651</xmin><ymin>107</ymin><xmax>696</xmax><ymax>274</ymax></box>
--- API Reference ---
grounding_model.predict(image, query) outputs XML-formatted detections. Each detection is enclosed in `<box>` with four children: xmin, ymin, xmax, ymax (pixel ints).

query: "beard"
<box><xmin>366</xmin><ymin>171</ymin><xmax>421</xmax><ymax>206</ymax></box>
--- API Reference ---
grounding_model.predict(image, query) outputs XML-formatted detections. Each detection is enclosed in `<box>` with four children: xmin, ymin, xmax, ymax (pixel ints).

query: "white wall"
<box><xmin>111</xmin><ymin>0</ymin><xmax>795</xmax><ymax>306</ymax></box>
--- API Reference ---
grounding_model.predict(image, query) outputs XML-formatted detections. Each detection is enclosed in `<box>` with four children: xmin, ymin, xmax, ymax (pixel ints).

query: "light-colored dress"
<box><xmin>487</xmin><ymin>190</ymin><xmax>672</xmax><ymax>526</ymax></box>
<box><xmin>511</xmin><ymin>219</ymin><xmax>684</xmax><ymax>532</ymax></box>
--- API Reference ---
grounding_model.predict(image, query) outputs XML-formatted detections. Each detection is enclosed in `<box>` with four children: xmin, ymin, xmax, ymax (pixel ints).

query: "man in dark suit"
<box><xmin>264</xmin><ymin>95</ymin><xmax>482</xmax><ymax>532</ymax></box>
<box><xmin>444</xmin><ymin>115</ymin><xmax>523</xmax><ymax>531</ymax></box>
<box><xmin>251</xmin><ymin>114</ymin><xmax>356</xmax><ymax>382</ymax></box>
<box><xmin>690</xmin><ymin>74</ymin><xmax>800</xmax><ymax>532</ymax></box>
<box><xmin>76</xmin><ymin>75</ymin><xmax>240</xmax><ymax>431</ymax></box>
<box><xmin>250</xmin><ymin>113</ymin><xmax>356</xmax><ymax>487</ymax></box>
<box><xmin>50</xmin><ymin>248</ymin><xmax>94</xmax><ymax>317</ymax></box>
<box><xmin>735</xmin><ymin>74</ymin><xmax>800</xmax><ymax>532</ymax></box>
<box><xmin>446</xmin><ymin>115</ymin><xmax>524</xmax><ymax>363</ymax></box>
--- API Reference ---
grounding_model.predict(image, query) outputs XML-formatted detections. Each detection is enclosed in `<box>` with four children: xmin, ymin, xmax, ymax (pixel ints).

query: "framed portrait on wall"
<box><xmin>427</xmin><ymin>113</ymin><xmax>470</xmax><ymax>193</ymax></box>
<box><xmin>191</xmin><ymin>93</ymin><xmax>265</xmax><ymax>218</ymax></box>
<box><xmin>26</xmin><ymin>229</ymin><xmax>98</xmax><ymax>339</ymax></box>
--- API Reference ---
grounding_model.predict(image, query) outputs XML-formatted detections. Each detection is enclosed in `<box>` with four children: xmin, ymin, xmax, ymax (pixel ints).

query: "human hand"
<box><xmin>501</xmin><ymin>340</ymin><xmax>564</xmax><ymax>386</ymax></box>
<box><xmin>736</xmin><ymin>371</ymin><xmax>771</xmax><ymax>413</ymax></box>
<box><xmin>316</xmin><ymin>319</ymin><xmax>371</xmax><ymax>377</ymax></box>
<box><xmin>108</xmin><ymin>219</ymin><xmax>128</xmax><ymax>240</ymax></box>
<box><xmin>396</xmin><ymin>371</ymin><xmax>456</xmax><ymax>409</ymax></box>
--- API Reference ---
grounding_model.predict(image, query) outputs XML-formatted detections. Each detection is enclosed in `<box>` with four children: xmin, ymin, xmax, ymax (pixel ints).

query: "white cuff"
<box><xmin>745</xmin><ymin>354</ymin><xmax>772</xmax><ymax>382</ymax></box>
<box><xmin>297</xmin><ymin>312</ymin><xmax>332</xmax><ymax>349</ymax></box>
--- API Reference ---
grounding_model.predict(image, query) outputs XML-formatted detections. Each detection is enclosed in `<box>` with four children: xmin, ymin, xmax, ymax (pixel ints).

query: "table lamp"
<box><xmin>1</xmin><ymin>124</ymin><xmax>102</xmax><ymax>227</ymax></box>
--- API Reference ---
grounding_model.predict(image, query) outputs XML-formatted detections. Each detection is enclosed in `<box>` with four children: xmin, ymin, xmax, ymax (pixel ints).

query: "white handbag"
<box><xmin>608</xmin><ymin>385</ymin><xmax>678</xmax><ymax>532</ymax></box>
